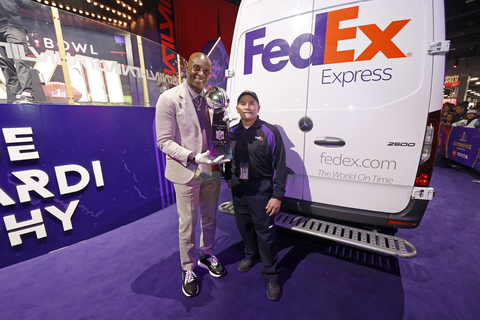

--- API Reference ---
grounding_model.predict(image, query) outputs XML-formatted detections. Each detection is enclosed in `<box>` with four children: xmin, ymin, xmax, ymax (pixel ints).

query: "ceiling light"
<box><xmin>454</xmin><ymin>59</ymin><xmax>459</xmax><ymax>68</ymax></box>
<box><xmin>470</xmin><ymin>77</ymin><xmax>479</xmax><ymax>81</ymax></box>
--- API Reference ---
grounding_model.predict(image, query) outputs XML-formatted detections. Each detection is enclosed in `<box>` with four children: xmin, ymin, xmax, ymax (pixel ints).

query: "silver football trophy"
<box><xmin>205</xmin><ymin>86</ymin><xmax>233</xmax><ymax>160</ymax></box>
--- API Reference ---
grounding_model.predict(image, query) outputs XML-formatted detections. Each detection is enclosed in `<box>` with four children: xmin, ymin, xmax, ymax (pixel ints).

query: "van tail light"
<box><xmin>415</xmin><ymin>110</ymin><xmax>441</xmax><ymax>187</ymax></box>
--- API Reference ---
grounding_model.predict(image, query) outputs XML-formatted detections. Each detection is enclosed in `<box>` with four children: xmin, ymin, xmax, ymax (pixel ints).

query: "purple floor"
<box><xmin>0</xmin><ymin>162</ymin><xmax>478</xmax><ymax>320</ymax></box>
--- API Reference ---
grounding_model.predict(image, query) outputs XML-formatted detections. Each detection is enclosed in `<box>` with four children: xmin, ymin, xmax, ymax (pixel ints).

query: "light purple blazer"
<box><xmin>155</xmin><ymin>81</ymin><xmax>211</xmax><ymax>184</ymax></box>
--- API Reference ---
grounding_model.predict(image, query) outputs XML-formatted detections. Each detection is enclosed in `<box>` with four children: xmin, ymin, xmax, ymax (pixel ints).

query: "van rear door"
<box><xmin>303</xmin><ymin>0</ymin><xmax>438</xmax><ymax>213</ymax></box>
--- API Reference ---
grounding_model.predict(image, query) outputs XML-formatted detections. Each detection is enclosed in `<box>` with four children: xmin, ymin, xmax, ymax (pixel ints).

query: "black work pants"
<box><xmin>232</xmin><ymin>175</ymin><xmax>281</xmax><ymax>282</ymax></box>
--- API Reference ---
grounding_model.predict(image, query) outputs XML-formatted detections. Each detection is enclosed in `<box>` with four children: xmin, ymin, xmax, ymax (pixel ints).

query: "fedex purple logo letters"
<box><xmin>244</xmin><ymin>6</ymin><xmax>411</xmax><ymax>81</ymax></box>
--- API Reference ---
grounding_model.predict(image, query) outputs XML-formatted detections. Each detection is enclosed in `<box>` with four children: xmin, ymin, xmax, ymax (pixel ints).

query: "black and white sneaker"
<box><xmin>198</xmin><ymin>254</ymin><xmax>225</xmax><ymax>278</ymax></box>
<box><xmin>15</xmin><ymin>92</ymin><xmax>34</xmax><ymax>104</ymax></box>
<box><xmin>182</xmin><ymin>270</ymin><xmax>199</xmax><ymax>297</ymax></box>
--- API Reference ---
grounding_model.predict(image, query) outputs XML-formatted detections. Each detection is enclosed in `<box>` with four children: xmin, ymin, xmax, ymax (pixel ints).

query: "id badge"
<box><xmin>239</xmin><ymin>163</ymin><xmax>249</xmax><ymax>180</ymax></box>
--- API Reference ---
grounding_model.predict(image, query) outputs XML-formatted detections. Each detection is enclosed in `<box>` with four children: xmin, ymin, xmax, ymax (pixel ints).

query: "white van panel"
<box><xmin>228</xmin><ymin>4</ymin><xmax>315</xmax><ymax>199</ymax></box>
<box><xmin>429</xmin><ymin>0</ymin><xmax>448</xmax><ymax>113</ymax></box>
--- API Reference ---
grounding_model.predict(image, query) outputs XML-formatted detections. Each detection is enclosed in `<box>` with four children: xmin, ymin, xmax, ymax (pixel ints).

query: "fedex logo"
<box><xmin>244</xmin><ymin>6</ymin><xmax>410</xmax><ymax>74</ymax></box>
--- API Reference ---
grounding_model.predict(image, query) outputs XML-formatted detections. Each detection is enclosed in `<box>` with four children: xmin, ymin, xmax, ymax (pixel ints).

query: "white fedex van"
<box><xmin>226</xmin><ymin>0</ymin><xmax>448</xmax><ymax>249</ymax></box>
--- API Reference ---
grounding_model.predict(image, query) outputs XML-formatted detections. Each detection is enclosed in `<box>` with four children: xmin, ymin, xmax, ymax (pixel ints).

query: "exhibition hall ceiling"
<box><xmin>33</xmin><ymin>0</ymin><xmax>479</xmax><ymax>61</ymax></box>
<box><xmin>445</xmin><ymin>0</ymin><xmax>480</xmax><ymax>61</ymax></box>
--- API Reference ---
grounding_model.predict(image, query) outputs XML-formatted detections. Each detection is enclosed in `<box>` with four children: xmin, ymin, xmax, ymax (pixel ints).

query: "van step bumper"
<box><xmin>275</xmin><ymin>212</ymin><xmax>417</xmax><ymax>258</ymax></box>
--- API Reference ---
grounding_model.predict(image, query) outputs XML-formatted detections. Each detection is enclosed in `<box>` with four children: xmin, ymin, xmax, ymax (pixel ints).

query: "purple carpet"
<box><xmin>0</xmin><ymin>162</ymin><xmax>478</xmax><ymax>319</ymax></box>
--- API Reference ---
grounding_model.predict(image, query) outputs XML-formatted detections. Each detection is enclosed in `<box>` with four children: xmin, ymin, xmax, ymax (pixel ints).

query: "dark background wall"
<box><xmin>132</xmin><ymin>0</ymin><xmax>239</xmax><ymax>60</ymax></box>
<box><xmin>173</xmin><ymin>0</ymin><xmax>239</xmax><ymax>59</ymax></box>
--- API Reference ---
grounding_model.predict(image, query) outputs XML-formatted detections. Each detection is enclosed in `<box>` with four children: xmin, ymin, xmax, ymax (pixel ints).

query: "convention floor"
<box><xmin>0</xmin><ymin>162</ymin><xmax>478</xmax><ymax>320</ymax></box>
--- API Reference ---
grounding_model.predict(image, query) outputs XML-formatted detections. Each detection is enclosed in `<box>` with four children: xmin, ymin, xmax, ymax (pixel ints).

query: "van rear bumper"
<box><xmin>281</xmin><ymin>197</ymin><xmax>429</xmax><ymax>229</ymax></box>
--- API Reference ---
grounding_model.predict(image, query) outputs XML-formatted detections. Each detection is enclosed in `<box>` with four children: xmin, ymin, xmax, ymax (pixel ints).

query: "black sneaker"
<box><xmin>182</xmin><ymin>270</ymin><xmax>199</xmax><ymax>297</ymax></box>
<box><xmin>267</xmin><ymin>281</ymin><xmax>281</xmax><ymax>301</ymax></box>
<box><xmin>198</xmin><ymin>254</ymin><xmax>225</xmax><ymax>278</ymax></box>
<box><xmin>237</xmin><ymin>258</ymin><xmax>253</xmax><ymax>273</ymax></box>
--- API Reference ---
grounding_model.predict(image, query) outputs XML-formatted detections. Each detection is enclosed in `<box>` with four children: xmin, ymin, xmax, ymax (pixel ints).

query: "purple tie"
<box><xmin>198</xmin><ymin>96</ymin><xmax>211</xmax><ymax>152</ymax></box>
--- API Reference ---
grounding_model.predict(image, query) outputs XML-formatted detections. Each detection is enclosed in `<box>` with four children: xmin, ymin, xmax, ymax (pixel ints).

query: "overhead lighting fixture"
<box><xmin>470</xmin><ymin>77</ymin><xmax>479</xmax><ymax>81</ymax></box>
<box><xmin>453</xmin><ymin>59</ymin><xmax>459</xmax><ymax>68</ymax></box>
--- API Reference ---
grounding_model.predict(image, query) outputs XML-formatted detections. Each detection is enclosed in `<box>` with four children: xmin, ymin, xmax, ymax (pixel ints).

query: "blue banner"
<box><xmin>446</xmin><ymin>127</ymin><xmax>480</xmax><ymax>169</ymax></box>
<box><xmin>0</xmin><ymin>104</ymin><xmax>174</xmax><ymax>269</ymax></box>
<box><xmin>202</xmin><ymin>38</ymin><xmax>230</xmax><ymax>91</ymax></box>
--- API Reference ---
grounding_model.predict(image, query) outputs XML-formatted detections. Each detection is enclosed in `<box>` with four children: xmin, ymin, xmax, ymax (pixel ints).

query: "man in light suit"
<box><xmin>155</xmin><ymin>52</ymin><xmax>229</xmax><ymax>297</ymax></box>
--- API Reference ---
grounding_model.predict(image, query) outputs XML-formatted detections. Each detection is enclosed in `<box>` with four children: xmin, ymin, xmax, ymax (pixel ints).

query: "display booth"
<box><xmin>0</xmin><ymin>2</ymin><xmax>184</xmax><ymax>268</ymax></box>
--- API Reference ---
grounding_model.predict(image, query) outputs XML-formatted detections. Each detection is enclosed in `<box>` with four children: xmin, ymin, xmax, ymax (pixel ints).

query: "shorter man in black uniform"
<box><xmin>224</xmin><ymin>90</ymin><xmax>287</xmax><ymax>301</ymax></box>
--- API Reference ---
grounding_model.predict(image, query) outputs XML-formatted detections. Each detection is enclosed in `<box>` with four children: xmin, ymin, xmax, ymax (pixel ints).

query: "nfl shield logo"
<box><xmin>216</xmin><ymin>130</ymin><xmax>224</xmax><ymax>140</ymax></box>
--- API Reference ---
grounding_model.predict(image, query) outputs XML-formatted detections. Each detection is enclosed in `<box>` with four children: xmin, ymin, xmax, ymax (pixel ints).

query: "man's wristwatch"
<box><xmin>187</xmin><ymin>154</ymin><xmax>195</xmax><ymax>166</ymax></box>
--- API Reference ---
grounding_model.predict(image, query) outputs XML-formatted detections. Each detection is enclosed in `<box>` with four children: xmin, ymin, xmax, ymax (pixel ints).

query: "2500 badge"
<box><xmin>387</xmin><ymin>142</ymin><xmax>415</xmax><ymax>147</ymax></box>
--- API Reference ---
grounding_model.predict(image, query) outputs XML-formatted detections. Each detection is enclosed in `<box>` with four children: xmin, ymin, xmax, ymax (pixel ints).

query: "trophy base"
<box><xmin>208</xmin><ymin>145</ymin><xmax>232</xmax><ymax>160</ymax></box>
<box><xmin>209</xmin><ymin>111</ymin><xmax>232</xmax><ymax>160</ymax></box>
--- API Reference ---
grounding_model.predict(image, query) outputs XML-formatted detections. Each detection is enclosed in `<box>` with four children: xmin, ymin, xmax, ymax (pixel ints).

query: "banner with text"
<box><xmin>446</xmin><ymin>127</ymin><xmax>480</xmax><ymax>169</ymax></box>
<box><xmin>0</xmin><ymin>104</ymin><xmax>175</xmax><ymax>269</ymax></box>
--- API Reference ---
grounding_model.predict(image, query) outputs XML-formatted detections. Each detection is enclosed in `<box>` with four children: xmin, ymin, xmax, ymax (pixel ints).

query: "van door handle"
<box><xmin>314</xmin><ymin>137</ymin><xmax>346</xmax><ymax>148</ymax></box>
